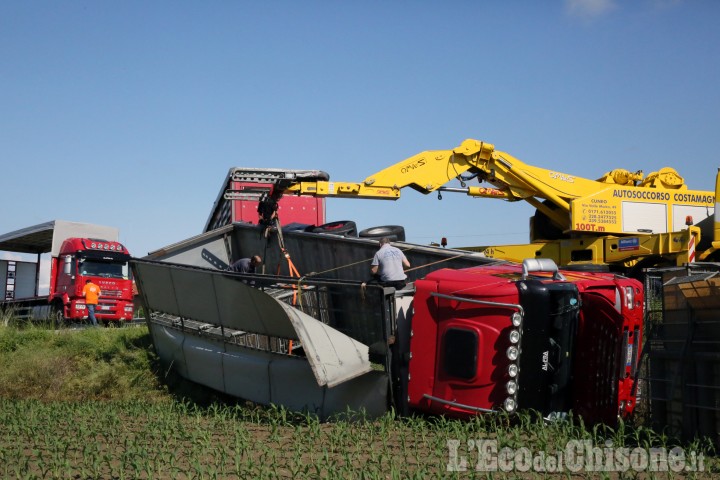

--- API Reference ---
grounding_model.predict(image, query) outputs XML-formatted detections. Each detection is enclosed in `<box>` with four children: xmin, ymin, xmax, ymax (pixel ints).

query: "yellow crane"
<box><xmin>243</xmin><ymin>139</ymin><xmax>718</xmax><ymax>275</ymax></box>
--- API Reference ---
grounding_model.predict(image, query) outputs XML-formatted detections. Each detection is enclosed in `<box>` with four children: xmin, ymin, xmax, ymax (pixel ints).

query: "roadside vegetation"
<box><xmin>0</xmin><ymin>319</ymin><xmax>717</xmax><ymax>478</ymax></box>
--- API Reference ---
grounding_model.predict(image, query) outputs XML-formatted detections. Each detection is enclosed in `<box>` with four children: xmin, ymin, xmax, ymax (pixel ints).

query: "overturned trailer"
<box><xmin>133</xmin><ymin>222</ymin><xmax>643</xmax><ymax>424</ymax></box>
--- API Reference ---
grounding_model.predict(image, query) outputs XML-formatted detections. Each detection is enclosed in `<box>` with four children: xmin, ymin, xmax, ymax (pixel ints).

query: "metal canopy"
<box><xmin>0</xmin><ymin>221</ymin><xmax>56</xmax><ymax>254</ymax></box>
<box><xmin>0</xmin><ymin>220</ymin><xmax>120</xmax><ymax>256</ymax></box>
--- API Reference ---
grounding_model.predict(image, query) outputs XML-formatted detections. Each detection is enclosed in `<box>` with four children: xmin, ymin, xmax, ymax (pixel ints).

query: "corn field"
<box><xmin>0</xmin><ymin>323</ymin><xmax>717</xmax><ymax>478</ymax></box>
<box><xmin>1</xmin><ymin>399</ymin><xmax>717</xmax><ymax>479</ymax></box>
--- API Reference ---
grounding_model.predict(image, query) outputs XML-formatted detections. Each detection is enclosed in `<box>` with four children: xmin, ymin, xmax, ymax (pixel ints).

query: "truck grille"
<box><xmin>590</xmin><ymin>322</ymin><xmax>619</xmax><ymax>411</ymax></box>
<box><xmin>573</xmin><ymin>311</ymin><xmax>620</xmax><ymax>424</ymax></box>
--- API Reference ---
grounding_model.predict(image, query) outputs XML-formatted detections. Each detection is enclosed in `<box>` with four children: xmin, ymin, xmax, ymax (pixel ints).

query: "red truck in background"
<box><xmin>0</xmin><ymin>220</ymin><xmax>134</xmax><ymax>325</ymax></box>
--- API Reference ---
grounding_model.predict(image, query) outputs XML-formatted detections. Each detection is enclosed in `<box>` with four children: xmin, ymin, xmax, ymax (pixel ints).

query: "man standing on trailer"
<box><xmin>82</xmin><ymin>279</ymin><xmax>101</xmax><ymax>326</ymax></box>
<box><xmin>371</xmin><ymin>237</ymin><xmax>410</xmax><ymax>289</ymax></box>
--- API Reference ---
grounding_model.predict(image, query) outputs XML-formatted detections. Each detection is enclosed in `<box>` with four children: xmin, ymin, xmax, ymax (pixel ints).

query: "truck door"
<box><xmin>54</xmin><ymin>255</ymin><xmax>76</xmax><ymax>297</ymax></box>
<box><xmin>433</xmin><ymin>317</ymin><xmax>507</xmax><ymax>413</ymax></box>
<box><xmin>407</xmin><ymin>278</ymin><xmax>521</xmax><ymax>417</ymax></box>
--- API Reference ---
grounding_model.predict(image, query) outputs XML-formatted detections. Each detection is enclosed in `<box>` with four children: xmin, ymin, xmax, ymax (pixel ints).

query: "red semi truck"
<box><xmin>0</xmin><ymin>220</ymin><xmax>134</xmax><ymax>324</ymax></box>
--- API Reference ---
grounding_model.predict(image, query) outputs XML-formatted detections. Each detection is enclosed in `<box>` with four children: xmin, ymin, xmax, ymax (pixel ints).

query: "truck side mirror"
<box><xmin>63</xmin><ymin>255</ymin><xmax>72</xmax><ymax>275</ymax></box>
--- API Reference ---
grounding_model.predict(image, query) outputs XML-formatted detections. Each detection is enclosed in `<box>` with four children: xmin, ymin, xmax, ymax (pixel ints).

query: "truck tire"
<box><xmin>51</xmin><ymin>303</ymin><xmax>66</xmax><ymax>328</ymax></box>
<box><xmin>311</xmin><ymin>220</ymin><xmax>358</xmax><ymax>237</ymax></box>
<box><xmin>359</xmin><ymin>225</ymin><xmax>406</xmax><ymax>242</ymax></box>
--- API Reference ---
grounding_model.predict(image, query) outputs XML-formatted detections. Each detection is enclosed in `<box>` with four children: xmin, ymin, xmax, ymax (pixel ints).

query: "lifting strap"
<box><xmin>270</xmin><ymin>217</ymin><xmax>302</xmax><ymax>355</ymax></box>
<box><xmin>272</xmin><ymin>217</ymin><xmax>302</xmax><ymax>296</ymax></box>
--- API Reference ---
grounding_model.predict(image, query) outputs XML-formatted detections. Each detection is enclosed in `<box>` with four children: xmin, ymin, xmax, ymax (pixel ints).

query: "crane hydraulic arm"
<box><xmin>254</xmin><ymin>139</ymin><xmax>597</xmax><ymax>229</ymax></box>
<box><xmin>247</xmin><ymin>139</ymin><xmax>713</xmax><ymax>242</ymax></box>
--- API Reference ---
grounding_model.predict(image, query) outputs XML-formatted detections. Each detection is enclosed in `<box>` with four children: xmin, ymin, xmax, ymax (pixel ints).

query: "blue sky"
<box><xmin>2</xmin><ymin>0</ymin><xmax>719</xmax><ymax>261</ymax></box>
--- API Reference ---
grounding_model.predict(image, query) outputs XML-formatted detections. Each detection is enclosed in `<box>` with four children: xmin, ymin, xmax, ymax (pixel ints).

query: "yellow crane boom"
<box><xmin>240</xmin><ymin>139</ymin><xmax>717</xmax><ymax>273</ymax></box>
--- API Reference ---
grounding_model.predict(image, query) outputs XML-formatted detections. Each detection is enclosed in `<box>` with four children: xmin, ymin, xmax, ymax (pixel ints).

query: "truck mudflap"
<box><xmin>132</xmin><ymin>259</ymin><xmax>387</xmax><ymax>418</ymax></box>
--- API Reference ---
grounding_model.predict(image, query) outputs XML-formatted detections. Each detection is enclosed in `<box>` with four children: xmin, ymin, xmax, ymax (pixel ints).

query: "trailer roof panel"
<box><xmin>0</xmin><ymin>220</ymin><xmax>57</xmax><ymax>254</ymax></box>
<box><xmin>0</xmin><ymin>220</ymin><xmax>120</xmax><ymax>256</ymax></box>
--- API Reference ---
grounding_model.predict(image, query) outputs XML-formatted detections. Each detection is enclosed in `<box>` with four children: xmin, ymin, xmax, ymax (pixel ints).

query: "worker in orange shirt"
<box><xmin>82</xmin><ymin>279</ymin><xmax>101</xmax><ymax>326</ymax></box>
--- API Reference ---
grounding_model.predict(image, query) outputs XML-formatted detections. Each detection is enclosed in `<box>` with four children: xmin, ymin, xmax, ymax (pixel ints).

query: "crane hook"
<box><xmin>437</xmin><ymin>191</ymin><xmax>442</xmax><ymax>200</ymax></box>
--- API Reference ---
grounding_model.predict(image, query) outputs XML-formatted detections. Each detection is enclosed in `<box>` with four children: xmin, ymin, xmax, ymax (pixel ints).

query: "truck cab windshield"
<box><xmin>79</xmin><ymin>259</ymin><xmax>130</xmax><ymax>279</ymax></box>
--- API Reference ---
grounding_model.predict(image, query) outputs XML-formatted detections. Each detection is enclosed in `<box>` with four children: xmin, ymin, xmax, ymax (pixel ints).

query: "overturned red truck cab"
<box><xmin>405</xmin><ymin>259</ymin><xmax>642</xmax><ymax>424</ymax></box>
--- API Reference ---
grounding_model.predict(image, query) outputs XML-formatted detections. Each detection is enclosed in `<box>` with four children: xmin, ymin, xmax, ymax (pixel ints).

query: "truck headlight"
<box><xmin>506</xmin><ymin>381</ymin><xmax>518</xmax><ymax>395</ymax></box>
<box><xmin>506</xmin><ymin>346</ymin><xmax>519</xmax><ymax>361</ymax></box>
<box><xmin>508</xmin><ymin>364</ymin><xmax>518</xmax><ymax>378</ymax></box>
<box><xmin>509</xmin><ymin>330</ymin><xmax>521</xmax><ymax>344</ymax></box>
<box><xmin>511</xmin><ymin>312</ymin><xmax>522</xmax><ymax>327</ymax></box>
<box><xmin>504</xmin><ymin>398</ymin><xmax>516</xmax><ymax>412</ymax></box>
<box><xmin>624</xmin><ymin>286</ymin><xmax>634</xmax><ymax>310</ymax></box>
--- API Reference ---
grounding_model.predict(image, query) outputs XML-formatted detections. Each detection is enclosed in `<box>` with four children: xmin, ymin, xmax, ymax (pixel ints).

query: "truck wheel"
<box><xmin>359</xmin><ymin>225</ymin><xmax>406</xmax><ymax>242</ymax></box>
<box><xmin>311</xmin><ymin>220</ymin><xmax>358</xmax><ymax>237</ymax></box>
<box><xmin>51</xmin><ymin>305</ymin><xmax>66</xmax><ymax>328</ymax></box>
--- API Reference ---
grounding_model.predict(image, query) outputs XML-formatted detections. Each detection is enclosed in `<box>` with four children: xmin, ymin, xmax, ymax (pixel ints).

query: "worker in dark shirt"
<box><xmin>229</xmin><ymin>255</ymin><xmax>262</xmax><ymax>273</ymax></box>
